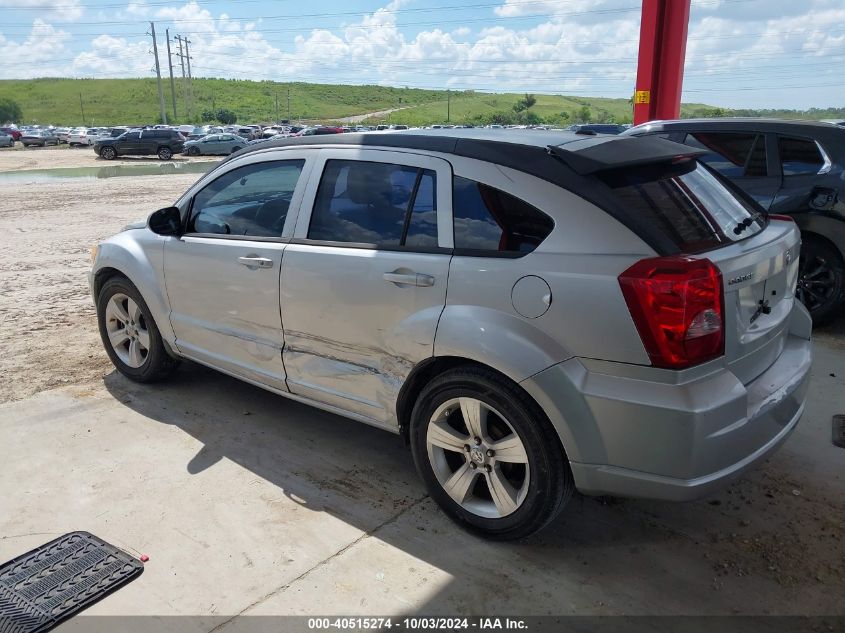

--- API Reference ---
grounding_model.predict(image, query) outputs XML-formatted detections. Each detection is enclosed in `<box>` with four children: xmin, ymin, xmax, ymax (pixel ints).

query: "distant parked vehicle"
<box><xmin>0</xmin><ymin>132</ymin><xmax>14</xmax><ymax>148</ymax></box>
<box><xmin>569</xmin><ymin>124</ymin><xmax>625</xmax><ymax>135</ymax></box>
<box><xmin>299</xmin><ymin>126</ymin><xmax>344</xmax><ymax>136</ymax></box>
<box><xmin>94</xmin><ymin>128</ymin><xmax>184</xmax><ymax>160</ymax></box>
<box><xmin>21</xmin><ymin>130</ymin><xmax>60</xmax><ymax>147</ymax></box>
<box><xmin>97</xmin><ymin>127</ymin><xmax>129</xmax><ymax>140</ymax></box>
<box><xmin>184</xmin><ymin>134</ymin><xmax>248</xmax><ymax>156</ymax></box>
<box><xmin>623</xmin><ymin>118</ymin><xmax>845</xmax><ymax>323</ymax></box>
<box><xmin>54</xmin><ymin>128</ymin><xmax>72</xmax><ymax>143</ymax></box>
<box><xmin>68</xmin><ymin>128</ymin><xmax>97</xmax><ymax>147</ymax></box>
<box><xmin>0</xmin><ymin>127</ymin><xmax>21</xmax><ymax>141</ymax></box>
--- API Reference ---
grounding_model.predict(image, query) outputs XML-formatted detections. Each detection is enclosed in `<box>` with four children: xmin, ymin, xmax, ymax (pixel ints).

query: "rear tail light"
<box><xmin>619</xmin><ymin>256</ymin><xmax>724</xmax><ymax>369</ymax></box>
<box><xmin>768</xmin><ymin>214</ymin><xmax>794</xmax><ymax>222</ymax></box>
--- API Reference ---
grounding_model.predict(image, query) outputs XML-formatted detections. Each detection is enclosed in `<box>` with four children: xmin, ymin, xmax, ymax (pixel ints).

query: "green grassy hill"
<box><xmin>3</xmin><ymin>77</ymin><xmax>836</xmax><ymax>128</ymax></box>
<box><xmin>0</xmin><ymin>77</ymin><xmax>694</xmax><ymax>127</ymax></box>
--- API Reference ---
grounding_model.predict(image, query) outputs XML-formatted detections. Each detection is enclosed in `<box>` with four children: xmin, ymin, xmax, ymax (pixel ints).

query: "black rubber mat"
<box><xmin>0</xmin><ymin>531</ymin><xmax>143</xmax><ymax>633</ymax></box>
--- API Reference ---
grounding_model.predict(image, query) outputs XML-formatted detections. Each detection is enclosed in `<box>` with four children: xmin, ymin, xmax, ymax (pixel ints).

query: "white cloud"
<box><xmin>0</xmin><ymin>19</ymin><xmax>73</xmax><ymax>77</ymax></box>
<box><xmin>0</xmin><ymin>0</ymin><xmax>842</xmax><ymax>108</ymax></box>
<box><xmin>0</xmin><ymin>0</ymin><xmax>83</xmax><ymax>21</ymax></box>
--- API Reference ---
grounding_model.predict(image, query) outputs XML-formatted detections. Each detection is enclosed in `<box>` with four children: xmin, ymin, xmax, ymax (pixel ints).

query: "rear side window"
<box><xmin>599</xmin><ymin>160</ymin><xmax>764</xmax><ymax>253</ymax></box>
<box><xmin>308</xmin><ymin>160</ymin><xmax>437</xmax><ymax>247</ymax></box>
<box><xmin>683</xmin><ymin>132</ymin><xmax>767</xmax><ymax>178</ymax></box>
<box><xmin>452</xmin><ymin>176</ymin><xmax>553</xmax><ymax>255</ymax></box>
<box><xmin>778</xmin><ymin>136</ymin><xmax>824</xmax><ymax>176</ymax></box>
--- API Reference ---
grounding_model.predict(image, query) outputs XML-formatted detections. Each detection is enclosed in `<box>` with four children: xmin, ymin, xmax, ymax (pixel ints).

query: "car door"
<box><xmin>681</xmin><ymin>130</ymin><xmax>781</xmax><ymax>209</ymax></box>
<box><xmin>116</xmin><ymin>131</ymin><xmax>142</xmax><ymax>155</ymax></box>
<box><xmin>280</xmin><ymin>148</ymin><xmax>453</xmax><ymax>427</ymax></box>
<box><xmin>769</xmin><ymin>134</ymin><xmax>831</xmax><ymax>215</ymax></box>
<box><xmin>163</xmin><ymin>152</ymin><xmax>314</xmax><ymax>390</ymax></box>
<box><xmin>218</xmin><ymin>135</ymin><xmax>235</xmax><ymax>153</ymax></box>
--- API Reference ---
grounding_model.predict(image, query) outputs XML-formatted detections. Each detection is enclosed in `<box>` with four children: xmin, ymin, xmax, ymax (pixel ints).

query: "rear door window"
<box><xmin>308</xmin><ymin>160</ymin><xmax>437</xmax><ymax>248</ymax></box>
<box><xmin>452</xmin><ymin>176</ymin><xmax>553</xmax><ymax>255</ymax></box>
<box><xmin>778</xmin><ymin>136</ymin><xmax>825</xmax><ymax>176</ymax></box>
<box><xmin>599</xmin><ymin>159</ymin><xmax>765</xmax><ymax>253</ymax></box>
<box><xmin>683</xmin><ymin>132</ymin><xmax>767</xmax><ymax>178</ymax></box>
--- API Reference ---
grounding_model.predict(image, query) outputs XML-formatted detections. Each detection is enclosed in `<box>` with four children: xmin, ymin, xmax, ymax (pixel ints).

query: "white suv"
<box><xmin>90</xmin><ymin>130</ymin><xmax>812</xmax><ymax>539</ymax></box>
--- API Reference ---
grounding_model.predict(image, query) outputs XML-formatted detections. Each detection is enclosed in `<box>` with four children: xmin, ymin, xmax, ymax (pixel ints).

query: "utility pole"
<box><xmin>275</xmin><ymin>92</ymin><xmax>279</xmax><ymax>122</ymax></box>
<box><xmin>287</xmin><ymin>87</ymin><xmax>291</xmax><ymax>122</ymax></box>
<box><xmin>184</xmin><ymin>37</ymin><xmax>194</xmax><ymax>121</ymax></box>
<box><xmin>175</xmin><ymin>35</ymin><xmax>189</xmax><ymax>120</ymax></box>
<box><xmin>165</xmin><ymin>28</ymin><xmax>177</xmax><ymax>121</ymax></box>
<box><xmin>79</xmin><ymin>92</ymin><xmax>85</xmax><ymax>126</ymax></box>
<box><xmin>149</xmin><ymin>22</ymin><xmax>167</xmax><ymax>124</ymax></box>
<box><xmin>446</xmin><ymin>89</ymin><xmax>451</xmax><ymax>123</ymax></box>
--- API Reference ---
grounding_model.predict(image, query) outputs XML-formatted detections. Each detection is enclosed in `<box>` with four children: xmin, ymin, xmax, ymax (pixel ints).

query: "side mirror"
<box><xmin>148</xmin><ymin>206</ymin><xmax>182</xmax><ymax>236</ymax></box>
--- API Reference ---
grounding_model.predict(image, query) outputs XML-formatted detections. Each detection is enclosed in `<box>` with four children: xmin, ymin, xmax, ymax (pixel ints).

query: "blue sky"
<box><xmin>0</xmin><ymin>0</ymin><xmax>843</xmax><ymax>109</ymax></box>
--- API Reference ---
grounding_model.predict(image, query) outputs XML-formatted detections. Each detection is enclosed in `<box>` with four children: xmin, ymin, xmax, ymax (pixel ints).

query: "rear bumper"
<box><xmin>522</xmin><ymin>325</ymin><xmax>812</xmax><ymax>502</ymax></box>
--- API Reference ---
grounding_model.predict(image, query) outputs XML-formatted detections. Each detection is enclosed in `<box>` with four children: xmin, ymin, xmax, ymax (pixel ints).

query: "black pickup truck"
<box><xmin>94</xmin><ymin>129</ymin><xmax>185</xmax><ymax>161</ymax></box>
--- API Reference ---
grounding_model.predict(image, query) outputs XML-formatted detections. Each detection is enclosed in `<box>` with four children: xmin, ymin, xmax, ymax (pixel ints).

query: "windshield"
<box><xmin>599</xmin><ymin>159</ymin><xmax>765</xmax><ymax>253</ymax></box>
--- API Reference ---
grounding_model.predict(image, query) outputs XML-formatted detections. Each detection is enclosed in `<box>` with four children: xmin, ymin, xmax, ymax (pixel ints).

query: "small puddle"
<box><xmin>0</xmin><ymin>162</ymin><xmax>213</xmax><ymax>183</ymax></box>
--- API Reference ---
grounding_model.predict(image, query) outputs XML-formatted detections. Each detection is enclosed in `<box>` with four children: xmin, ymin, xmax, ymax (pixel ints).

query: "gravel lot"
<box><xmin>0</xmin><ymin>147</ymin><xmax>843</xmax><ymax>617</ymax></box>
<box><xmin>0</xmin><ymin>148</ymin><xmax>217</xmax><ymax>402</ymax></box>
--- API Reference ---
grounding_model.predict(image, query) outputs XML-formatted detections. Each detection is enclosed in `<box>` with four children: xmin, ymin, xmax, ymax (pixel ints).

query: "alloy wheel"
<box><xmin>797</xmin><ymin>250</ymin><xmax>837</xmax><ymax>314</ymax></box>
<box><xmin>426</xmin><ymin>397</ymin><xmax>530</xmax><ymax>519</ymax></box>
<box><xmin>104</xmin><ymin>293</ymin><xmax>150</xmax><ymax>368</ymax></box>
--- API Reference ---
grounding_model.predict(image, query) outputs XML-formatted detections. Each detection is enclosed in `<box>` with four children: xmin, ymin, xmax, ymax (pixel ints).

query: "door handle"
<box><xmin>238</xmin><ymin>256</ymin><xmax>273</xmax><ymax>269</ymax></box>
<box><xmin>383</xmin><ymin>272</ymin><xmax>435</xmax><ymax>287</ymax></box>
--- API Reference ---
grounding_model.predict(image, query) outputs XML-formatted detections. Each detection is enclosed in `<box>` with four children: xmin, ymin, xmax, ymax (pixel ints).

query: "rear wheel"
<box><xmin>797</xmin><ymin>235</ymin><xmax>845</xmax><ymax>325</ymax></box>
<box><xmin>97</xmin><ymin>277</ymin><xmax>179</xmax><ymax>382</ymax></box>
<box><xmin>100</xmin><ymin>146</ymin><xmax>116</xmax><ymax>160</ymax></box>
<box><xmin>410</xmin><ymin>366</ymin><xmax>573</xmax><ymax>540</ymax></box>
<box><xmin>157</xmin><ymin>147</ymin><xmax>173</xmax><ymax>160</ymax></box>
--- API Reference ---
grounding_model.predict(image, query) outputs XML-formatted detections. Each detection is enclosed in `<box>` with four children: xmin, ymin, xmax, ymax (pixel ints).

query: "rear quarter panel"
<box><xmin>434</xmin><ymin>156</ymin><xmax>654</xmax><ymax>381</ymax></box>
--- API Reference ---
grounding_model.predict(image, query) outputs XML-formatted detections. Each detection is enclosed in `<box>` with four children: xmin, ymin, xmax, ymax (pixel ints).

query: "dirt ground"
<box><xmin>0</xmin><ymin>148</ymin><xmax>216</xmax><ymax>402</ymax></box>
<box><xmin>1</xmin><ymin>147</ymin><xmax>843</xmax><ymax>617</ymax></box>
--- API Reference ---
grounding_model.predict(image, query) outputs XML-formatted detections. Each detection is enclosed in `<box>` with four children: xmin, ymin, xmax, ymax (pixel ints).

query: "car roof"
<box><xmin>629</xmin><ymin>118</ymin><xmax>844</xmax><ymax>133</ymax></box>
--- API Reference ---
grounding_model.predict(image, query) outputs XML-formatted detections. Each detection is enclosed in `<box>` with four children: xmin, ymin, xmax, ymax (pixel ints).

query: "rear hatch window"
<box><xmin>599</xmin><ymin>159</ymin><xmax>765</xmax><ymax>253</ymax></box>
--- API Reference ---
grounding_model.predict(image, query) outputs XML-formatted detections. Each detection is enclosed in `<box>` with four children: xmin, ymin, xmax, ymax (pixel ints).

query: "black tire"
<box><xmin>97</xmin><ymin>276</ymin><xmax>179</xmax><ymax>383</ymax></box>
<box><xmin>187</xmin><ymin>146</ymin><xmax>200</xmax><ymax>156</ymax></box>
<box><xmin>100</xmin><ymin>146</ymin><xmax>116</xmax><ymax>160</ymax></box>
<box><xmin>797</xmin><ymin>235</ymin><xmax>845</xmax><ymax>326</ymax></box>
<box><xmin>158</xmin><ymin>147</ymin><xmax>172</xmax><ymax>160</ymax></box>
<box><xmin>230</xmin><ymin>146</ymin><xmax>242</xmax><ymax>154</ymax></box>
<box><xmin>410</xmin><ymin>366</ymin><xmax>574</xmax><ymax>540</ymax></box>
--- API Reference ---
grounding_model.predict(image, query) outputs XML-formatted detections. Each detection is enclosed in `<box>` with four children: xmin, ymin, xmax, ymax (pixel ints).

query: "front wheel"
<box><xmin>230</xmin><ymin>146</ymin><xmax>242</xmax><ymax>154</ymax></box>
<box><xmin>158</xmin><ymin>147</ymin><xmax>172</xmax><ymax>160</ymax></box>
<box><xmin>797</xmin><ymin>235</ymin><xmax>845</xmax><ymax>325</ymax></box>
<box><xmin>410</xmin><ymin>366</ymin><xmax>573</xmax><ymax>540</ymax></box>
<box><xmin>187</xmin><ymin>146</ymin><xmax>200</xmax><ymax>156</ymax></box>
<box><xmin>100</xmin><ymin>146</ymin><xmax>116</xmax><ymax>160</ymax></box>
<box><xmin>96</xmin><ymin>276</ymin><xmax>179</xmax><ymax>382</ymax></box>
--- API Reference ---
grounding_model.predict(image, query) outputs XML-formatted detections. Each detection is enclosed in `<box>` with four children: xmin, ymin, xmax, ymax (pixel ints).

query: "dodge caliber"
<box><xmin>90</xmin><ymin>130</ymin><xmax>812</xmax><ymax>539</ymax></box>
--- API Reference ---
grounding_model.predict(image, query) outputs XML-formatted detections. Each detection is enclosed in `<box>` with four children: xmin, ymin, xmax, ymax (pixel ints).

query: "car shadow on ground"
<box><xmin>102</xmin><ymin>356</ymin><xmax>844</xmax><ymax>615</ymax></box>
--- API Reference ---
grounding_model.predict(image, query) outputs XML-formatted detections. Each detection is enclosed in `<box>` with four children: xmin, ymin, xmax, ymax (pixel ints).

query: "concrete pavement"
<box><xmin>1</xmin><ymin>342</ymin><xmax>843</xmax><ymax>621</ymax></box>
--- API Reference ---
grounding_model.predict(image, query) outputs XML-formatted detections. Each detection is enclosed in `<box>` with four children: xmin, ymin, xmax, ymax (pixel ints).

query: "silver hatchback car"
<box><xmin>90</xmin><ymin>130</ymin><xmax>812</xmax><ymax>539</ymax></box>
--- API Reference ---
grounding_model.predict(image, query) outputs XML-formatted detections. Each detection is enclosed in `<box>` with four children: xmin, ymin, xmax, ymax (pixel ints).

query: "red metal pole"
<box><xmin>633</xmin><ymin>0</ymin><xmax>691</xmax><ymax>126</ymax></box>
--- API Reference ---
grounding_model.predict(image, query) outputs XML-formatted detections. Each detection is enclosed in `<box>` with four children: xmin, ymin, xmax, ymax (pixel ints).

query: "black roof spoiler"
<box><xmin>546</xmin><ymin>135</ymin><xmax>706</xmax><ymax>175</ymax></box>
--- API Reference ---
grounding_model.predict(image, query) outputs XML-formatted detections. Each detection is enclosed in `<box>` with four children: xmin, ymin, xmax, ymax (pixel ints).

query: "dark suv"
<box><xmin>624</xmin><ymin>119</ymin><xmax>845</xmax><ymax>323</ymax></box>
<box><xmin>94</xmin><ymin>129</ymin><xmax>185</xmax><ymax>161</ymax></box>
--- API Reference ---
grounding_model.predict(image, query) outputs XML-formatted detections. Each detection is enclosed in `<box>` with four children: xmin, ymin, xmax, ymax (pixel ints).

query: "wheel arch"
<box><xmin>92</xmin><ymin>233</ymin><xmax>176</xmax><ymax>347</ymax></box>
<box><xmin>793</xmin><ymin>212</ymin><xmax>845</xmax><ymax>262</ymax></box>
<box><xmin>396</xmin><ymin>356</ymin><xmax>572</xmax><ymax>463</ymax></box>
